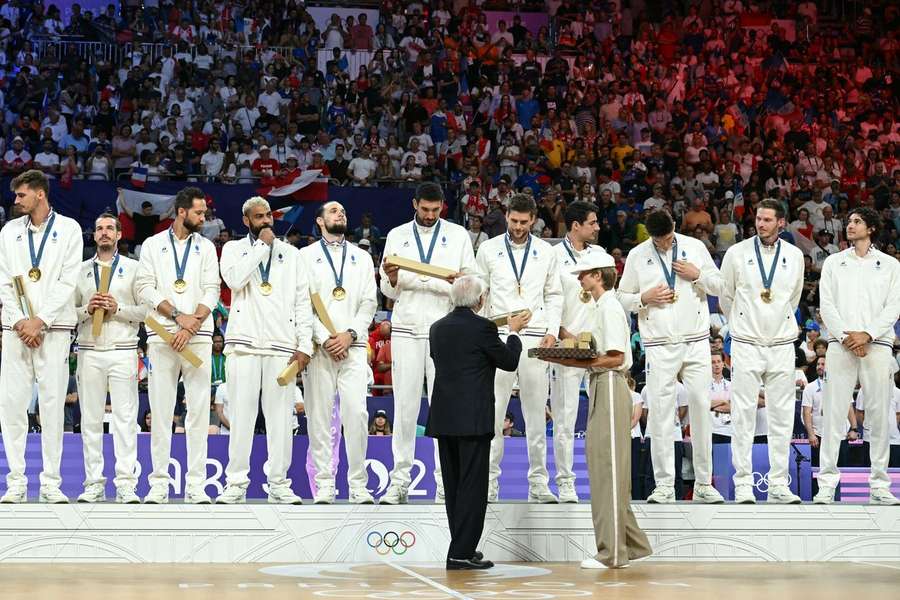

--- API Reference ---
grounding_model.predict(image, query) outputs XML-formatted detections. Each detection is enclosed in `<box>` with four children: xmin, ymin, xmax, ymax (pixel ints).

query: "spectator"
<box><xmin>368</xmin><ymin>409</ymin><xmax>392</xmax><ymax>436</ymax></box>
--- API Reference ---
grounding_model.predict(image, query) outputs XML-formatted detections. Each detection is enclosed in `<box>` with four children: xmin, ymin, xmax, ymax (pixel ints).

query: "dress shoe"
<box><xmin>447</xmin><ymin>557</ymin><xmax>494</xmax><ymax>570</ymax></box>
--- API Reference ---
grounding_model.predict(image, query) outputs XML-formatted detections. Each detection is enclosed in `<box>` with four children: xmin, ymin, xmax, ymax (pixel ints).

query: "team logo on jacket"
<box><xmin>117</xmin><ymin>267</ymin><xmax>125</xmax><ymax>277</ymax></box>
<box><xmin>876</xmin><ymin>260</ymin><xmax>881</xmax><ymax>270</ymax></box>
<box><xmin>646</xmin><ymin>258</ymin><xmax>653</xmax><ymax>265</ymax></box>
<box><xmin>161</xmin><ymin>246</ymin><xmax>168</xmax><ymax>253</ymax></box>
<box><xmin>15</xmin><ymin>234</ymin><xmax>22</xmax><ymax>241</ymax></box>
<box><xmin>194</xmin><ymin>245</ymin><xmax>200</xmax><ymax>253</ymax></box>
<box><xmin>241</xmin><ymin>251</ymin><xmax>248</xmax><ymax>257</ymax></box>
<box><xmin>402</xmin><ymin>241</ymin><xmax>410</xmax><ymax>248</ymax></box>
<box><xmin>441</xmin><ymin>236</ymin><xmax>447</xmax><ymax>246</ymax></box>
<box><xmin>316</xmin><ymin>257</ymin><xmax>323</xmax><ymax>263</ymax></box>
<box><xmin>51</xmin><ymin>231</ymin><xmax>58</xmax><ymax>243</ymax></box>
<box><xmin>351</xmin><ymin>255</ymin><xmax>357</xmax><ymax>264</ymax></box>
<box><xmin>748</xmin><ymin>258</ymin><xmax>754</xmax><ymax>265</ymax></box>
<box><xmin>277</xmin><ymin>253</ymin><xmax>284</xmax><ymax>262</ymax></box>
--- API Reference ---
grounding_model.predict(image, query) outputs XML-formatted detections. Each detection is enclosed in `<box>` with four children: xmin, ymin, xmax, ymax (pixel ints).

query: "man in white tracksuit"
<box><xmin>135</xmin><ymin>187</ymin><xmax>220</xmax><ymax>504</ymax></box>
<box><xmin>550</xmin><ymin>200</ymin><xmax>603</xmax><ymax>503</ymax></box>
<box><xmin>815</xmin><ymin>207</ymin><xmax>900</xmax><ymax>505</ymax></box>
<box><xmin>476</xmin><ymin>194</ymin><xmax>563</xmax><ymax>503</ymax></box>
<box><xmin>74</xmin><ymin>213</ymin><xmax>146</xmax><ymax>504</ymax></box>
<box><xmin>719</xmin><ymin>199</ymin><xmax>805</xmax><ymax>504</ymax></box>
<box><xmin>617</xmin><ymin>209</ymin><xmax>726</xmax><ymax>504</ymax></box>
<box><xmin>217</xmin><ymin>196</ymin><xmax>313</xmax><ymax>504</ymax></box>
<box><xmin>380</xmin><ymin>182</ymin><xmax>476</xmax><ymax>504</ymax></box>
<box><xmin>0</xmin><ymin>170</ymin><xmax>82</xmax><ymax>504</ymax></box>
<box><xmin>299</xmin><ymin>201</ymin><xmax>378</xmax><ymax>504</ymax></box>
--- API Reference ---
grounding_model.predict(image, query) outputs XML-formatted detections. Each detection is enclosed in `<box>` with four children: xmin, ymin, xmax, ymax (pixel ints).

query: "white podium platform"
<box><xmin>0</xmin><ymin>503</ymin><xmax>898</xmax><ymax>563</ymax></box>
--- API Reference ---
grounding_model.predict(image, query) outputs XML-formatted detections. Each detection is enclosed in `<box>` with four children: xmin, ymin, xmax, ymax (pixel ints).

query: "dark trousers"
<box><xmin>631</xmin><ymin>437</ymin><xmax>654</xmax><ymax>500</ymax></box>
<box><xmin>438</xmin><ymin>434</ymin><xmax>491</xmax><ymax>560</ymax></box>
<box><xmin>641</xmin><ymin>439</ymin><xmax>685</xmax><ymax>499</ymax></box>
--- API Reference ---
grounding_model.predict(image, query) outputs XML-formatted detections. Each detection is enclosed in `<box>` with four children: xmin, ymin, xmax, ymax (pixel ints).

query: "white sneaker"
<box><xmin>268</xmin><ymin>485</ymin><xmax>303</xmax><ymax>505</ymax></box>
<box><xmin>693</xmin><ymin>484</ymin><xmax>725</xmax><ymax>504</ymax></box>
<box><xmin>185</xmin><ymin>487</ymin><xmax>212</xmax><ymax>504</ymax></box>
<box><xmin>313</xmin><ymin>484</ymin><xmax>336</xmax><ymax>504</ymax></box>
<box><xmin>143</xmin><ymin>484</ymin><xmax>169</xmax><ymax>504</ymax></box>
<box><xmin>528</xmin><ymin>484</ymin><xmax>559</xmax><ymax>504</ymax></box>
<box><xmin>379</xmin><ymin>484</ymin><xmax>408</xmax><ymax>505</ymax></box>
<box><xmin>870</xmin><ymin>488</ymin><xmax>900</xmax><ymax>506</ymax></box>
<box><xmin>77</xmin><ymin>483</ymin><xmax>107</xmax><ymax>503</ymax></box>
<box><xmin>349</xmin><ymin>488</ymin><xmax>375</xmax><ymax>504</ymax></box>
<box><xmin>115</xmin><ymin>487</ymin><xmax>141</xmax><ymax>504</ymax></box>
<box><xmin>558</xmin><ymin>481</ymin><xmax>579</xmax><ymax>503</ymax></box>
<box><xmin>647</xmin><ymin>486</ymin><xmax>675</xmax><ymax>504</ymax></box>
<box><xmin>813</xmin><ymin>486</ymin><xmax>835</xmax><ymax>505</ymax></box>
<box><xmin>734</xmin><ymin>485</ymin><xmax>756</xmax><ymax>504</ymax></box>
<box><xmin>39</xmin><ymin>486</ymin><xmax>69</xmax><ymax>504</ymax></box>
<box><xmin>487</xmin><ymin>480</ymin><xmax>499</xmax><ymax>503</ymax></box>
<box><xmin>217</xmin><ymin>485</ymin><xmax>248</xmax><ymax>504</ymax></box>
<box><xmin>580</xmin><ymin>558</ymin><xmax>628</xmax><ymax>569</ymax></box>
<box><xmin>767</xmin><ymin>485</ymin><xmax>802</xmax><ymax>504</ymax></box>
<box><xmin>0</xmin><ymin>487</ymin><xmax>27</xmax><ymax>504</ymax></box>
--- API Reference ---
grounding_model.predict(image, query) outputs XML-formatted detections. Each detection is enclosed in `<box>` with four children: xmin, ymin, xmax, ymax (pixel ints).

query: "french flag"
<box><xmin>272</xmin><ymin>204</ymin><xmax>304</xmax><ymax>224</ymax></box>
<box><xmin>258</xmin><ymin>169</ymin><xmax>328</xmax><ymax>203</ymax></box>
<box><xmin>131</xmin><ymin>166</ymin><xmax>148</xmax><ymax>189</ymax></box>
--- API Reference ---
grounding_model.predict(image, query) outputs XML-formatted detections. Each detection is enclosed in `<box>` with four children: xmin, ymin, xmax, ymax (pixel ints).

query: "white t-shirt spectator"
<box><xmin>201</xmin><ymin>217</ymin><xmax>226</xmax><ymax>241</ymax></box>
<box><xmin>215</xmin><ymin>383</ymin><xmax>230</xmax><ymax>433</ymax></box>
<box><xmin>347</xmin><ymin>156</ymin><xmax>377</xmax><ymax>182</ymax></box>
<box><xmin>710</xmin><ymin>378</ymin><xmax>733</xmax><ymax>437</ymax></box>
<box><xmin>258</xmin><ymin>90</ymin><xmax>284</xmax><ymax>116</ymax></box>
<box><xmin>631</xmin><ymin>391</ymin><xmax>643</xmax><ymax>438</ymax></box>
<box><xmin>34</xmin><ymin>151</ymin><xmax>61</xmax><ymax>176</ymax></box>
<box><xmin>200</xmin><ymin>149</ymin><xmax>225</xmax><ymax>177</ymax></box>
<box><xmin>855</xmin><ymin>387</ymin><xmax>900</xmax><ymax>445</ymax></box>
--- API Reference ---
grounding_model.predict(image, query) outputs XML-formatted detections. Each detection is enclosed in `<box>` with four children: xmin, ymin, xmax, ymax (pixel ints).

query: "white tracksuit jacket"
<box><xmin>74</xmin><ymin>255</ymin><xmax>146</xmax><ymax>350</ymax></box>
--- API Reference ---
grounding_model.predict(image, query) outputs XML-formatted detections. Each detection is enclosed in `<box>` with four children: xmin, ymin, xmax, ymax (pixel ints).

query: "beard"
<box><xmin>97</xmin><ymin>240</ymin><xmax>116</xmax><ymax>252</ymax></box>
<box><xmin>184</xmin><ymin>216</ymin><xmax>203</xmax><ymax>233</ymax></box>
<box><xmin>324</xmin><ymin>222</ymin><xmax>347</xmax><ymax>235</ymax></box>
<box><xmin>250</xmin><ymin>222</ymin><xmax>272</xmax><ymax>238</ymax></box>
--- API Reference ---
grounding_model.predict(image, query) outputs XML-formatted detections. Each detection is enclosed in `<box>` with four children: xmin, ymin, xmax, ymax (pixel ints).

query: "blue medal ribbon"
<box><xmin>562</xmin><ymin>237</ymin><xmax>582</xmax><ymax>264</ymax></box>
<box><xmin>93</xmin><ymin>253</ymin><xmax>121</xmax><ymax>289</ymax></box>
<box><xmin>320</xmin><ymin>238</ymin><xmax>347</xmax><ymax>288</ymax></box>
<box><xmin>753</xmin><ymin>237</ymin><xmax>781</xmax><ymax>291</ymax></box>
<box><xmin>653</xmin><ymin>237</ymin><xmax>678</xmax><ymax>290</ymax></box>
<box><xmin>505</xmin><ymin>234</ymin><xmax>532</xmax><ymax>288</ymax></box>
<box><xmin>28</xmin><ymin>212</ymin><xmax>56</xmax><ymax>272</ymax></box>
<box><xmin>258</xmin><ymin>245</ymin><xmax>274</xmax><ymax>284</ymax></box>
<box><xmin>168</xmin><ymin>228</ymin><xmax>192</xmax><ymax>282</ymax></box>
<box><xmin>413</xmin><ymin>220</ymin><xmax>441</xmax><ymax>264</ymax></box>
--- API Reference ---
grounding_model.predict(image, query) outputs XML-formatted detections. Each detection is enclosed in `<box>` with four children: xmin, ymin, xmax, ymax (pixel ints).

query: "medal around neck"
<box><xmin>27</xmin><ymin>212</ymin><xmax>56</xmax><ymax>283</ymax></box>
<box><xmin>260</xmin><ymin>281</ymin><xmax>273</xmax><ymax>296</ymax></box>
<box><xmin>28</xmin><ymin>267</ymin><xmax>41</xmax><ymax>282</ymax></box>
<box><xmin>760</xmin><ymin>288</ymin><xmax>773</xmax><ymax>303</ymax></box>
<box><xmin>579</xmin><ymin>289</ymin><xmax>592</xmax><ymax>303</ymax></box>
<box><xmin>173</xmin><ymin>278</ymin><xmax>188</xmax><ymax>293</ymax></box>
<box><xmin>332</xmin><ymin>286</ymin><xmax>347</xmax><ymax>300</ymax></box>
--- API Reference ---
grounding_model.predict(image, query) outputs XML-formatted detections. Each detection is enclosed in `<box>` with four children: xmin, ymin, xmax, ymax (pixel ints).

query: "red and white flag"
<box><xmin>131</xmin><ymin>166</ymin><xmax>148</xmax><ymax>189</ymax></box>
<box><xmin>258</xmin><ymin>169</ymin><xmax>328</xmax><ymax>202</ymax></box>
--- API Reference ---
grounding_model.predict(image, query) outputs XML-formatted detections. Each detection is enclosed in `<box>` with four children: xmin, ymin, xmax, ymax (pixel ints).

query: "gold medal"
<box><xmin>260</xmin><ymin>281</ymin><xmax>273</xmax><ymax>296</ymax></box>
<box><xmin>517</xmin><ymin>283</ymin><xmax>523</xmax><ymax>297</ymax></box>
<box><xmin>761</xmin><ymin>288</ymin><xmax>772</xmax><ymax>303</ymax></box>
<box><xmin>28</xmin><ymin>267</ymin><xmax>41</xmax><ymax>282</ymax></box>
<box><xmin>670</xmin><ymin>291</ymin><xmax>679</xmax><ymax>303</ymax></box>
<box><xmin>579</xmin><ymin>289</ymin><xmax>592</xmax><ymax>303</ymax></box>
<box><xmin>173</xmin><ymin>279</ymin><xmax>187</xmax><ymax>293</ymax></box>
<box><xmin>332</xmin><ymin>286</ymin><xmax>347</xmax><ymax>300</ymax></box>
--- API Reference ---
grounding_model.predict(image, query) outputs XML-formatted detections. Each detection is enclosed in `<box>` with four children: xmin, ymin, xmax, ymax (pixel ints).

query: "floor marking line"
<box><xmin>853</xmin><ymin>561</ymin><xmax>900</xmax><ymax>572</ymax></box>
<box><xmin>386</xmin><ymin>561</ymin><xmax>473</xmax><ymax>600</ymax></box>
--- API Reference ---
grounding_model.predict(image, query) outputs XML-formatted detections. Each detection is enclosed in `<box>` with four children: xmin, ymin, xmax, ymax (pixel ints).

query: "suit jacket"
<box><xmin>425</xmin><ymin>306</ymin><xmax>522</xmax><ymax>438</ymax></box>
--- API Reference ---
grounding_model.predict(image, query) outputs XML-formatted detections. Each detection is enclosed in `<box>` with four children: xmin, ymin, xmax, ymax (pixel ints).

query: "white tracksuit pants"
<box><xmin>302</xmin><ymin>346</ymin><xmax>369</xmax><ymax>491</ymax></box>
<box><xmin>388</xmin><ymin>335</ymin><xmax>441</xmax><ymax>490</ymax></box>
<box><xmin>819</xmin><ymin>343</ymin><xmax>895</xmax><ymax>490</ymax></box>
<box><xmin>224</xmin><ymin>352</ymin><xmax>297</xmax><ymax>490</ymax></box>
<box><xmin>147</xmin><ymin>340</ymin><xmax>212</xmax><ymax>491</ymax></box>
<box><xmin>76</xmin><ymin>349</ymin><xmax>139</xmax><ymax>490</ymax></box>
<box><xmin>730</xmin><ymin>342</ymin><xmax>795</xmax><ymax>489</ymax></box>
<box><xmin>549</xmin><ymin>365</ymin><xmax>585</xmax><ymax>486</ymax></box>
<box><xmin>0</xmin><ymin>329</ymin><xmax>70</xmax><ymax>490</ymax></box>
<box><xmin>490</xmin><ymin>334</ymin><xmax>551</xmax><ymax>488</ymax></box>
<box><xmin>644</xmin><ymin>340</ymin><xmax>713</xmax><ymax>488</ymax></box>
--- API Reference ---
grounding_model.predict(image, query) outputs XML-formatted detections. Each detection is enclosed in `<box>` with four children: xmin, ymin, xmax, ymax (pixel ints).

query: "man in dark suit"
<box><xmin>426</xmin><ymin>274</ymin><xmax>530</xmax><ymax>570</ymax></box>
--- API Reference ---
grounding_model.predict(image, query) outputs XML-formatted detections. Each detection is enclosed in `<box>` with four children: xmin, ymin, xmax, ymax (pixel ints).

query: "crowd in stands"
<box><xmin>0</xmin><ymin>0</ymin><xmax>899</xmax><ymax>440</ymax></box>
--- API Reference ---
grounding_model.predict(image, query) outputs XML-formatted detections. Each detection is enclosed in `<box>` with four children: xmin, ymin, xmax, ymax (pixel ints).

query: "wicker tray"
<box><xmin>528</xmin><ymin>347</ymin><xmax>598</xmax><ymax>360</ymax></box>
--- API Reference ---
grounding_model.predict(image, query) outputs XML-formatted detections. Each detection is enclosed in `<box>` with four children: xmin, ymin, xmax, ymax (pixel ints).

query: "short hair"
<box><xmin>315</xmin><ymin>200</ymin><xmax>342</xmax><ymax>220</ymax></box>
<box><xmin>757</xmin><ymin>198</ymin><xmax>785</xmax><ymax>219</ymax></box>
<box><xmin>645</xmin><ymin>210</ymin><xmax>675</xmax><ymax>237</ymax></box>
<box><xmin>95</xmin><ymin>212</ymin><xmax>121</xmax><ymax>232</ymax></box>
<box><xmin>599</xmin><ymin>266</ymin><xmax>618</xmax><ymax>290</ymax></box>
<box><xmin>242</xmin><ymin>196</ymin><xmax>270</xmax><ymax>216</ymax></box>
<box><xmin>849</xmin><ymin>206</ymin><xmax>881</xmax><ymax>240</ymax></box>
<box><xmin>710</xmin><ymin>349</ymin><xmax>725</xmax><ymax>361</ymax></box>
<box><xmin>415</xmin><ymin>181</ymin><xmax>445</xmax><ymax>203</ymax></box>
<box><xmin>564</xmin><ymin>201</ymin><xmax>597</xmax><ymax>231</ymax></box>
<box><xmin>449</xmin><ymin>274</ymin><xmax>487</xmax><ymax>308</ymax></box>
<box><xmin>508</xmin><ymin>193</ymin><xmax>537</xmax><ymax>216</ymax></box>
<box><xmin>10</xmin><ymin>169</ymin><xmax>49</xmax><ymax>196</ymax></box>
<box><xmin>174</xmin><ymin>186</ymin><xmax>205</xmax><ymax>215</ymax></box>
<box><xmin>141</xmin><ymin>201</ymin><xmax>153</xmax><ymax>209</ymax></box>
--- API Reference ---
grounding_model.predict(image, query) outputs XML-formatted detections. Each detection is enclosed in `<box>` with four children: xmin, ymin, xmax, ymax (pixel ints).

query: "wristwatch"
<box><xmin>347</xmin><ymin>329</ymin><xmax>358</xmax><ymax>342</ymax></box>
<box><xmin>171</xmin><ymin>308</ymin><xmax>181</xmax><ymax>320</ymax></box>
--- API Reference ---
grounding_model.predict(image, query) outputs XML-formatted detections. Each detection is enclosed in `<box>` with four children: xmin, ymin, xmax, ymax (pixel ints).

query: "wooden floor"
<box><xmin>1</xmin><ymin>561</ymin><xmax>898</xmax><ymax>599</ymax></box>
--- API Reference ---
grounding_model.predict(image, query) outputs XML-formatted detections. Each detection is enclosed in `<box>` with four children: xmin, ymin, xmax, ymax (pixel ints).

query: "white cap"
<box><xmin>725</xmin><ymin>190</ymin><xmax>735</xmax><ymax>199</ymax></box>
<box><xmin>570</xmin><ymin>252</ymin><xmax>615</xmax><ymax>275</ymax></box>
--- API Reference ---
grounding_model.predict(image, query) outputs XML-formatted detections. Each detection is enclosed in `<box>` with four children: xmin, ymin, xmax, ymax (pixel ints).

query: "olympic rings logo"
<box><xmin>751</xmin><ymin>472</ymin><xmax>792</xmax><ymax>493</ymax></box>
<box><xmin>366</xmin><ymin>530</ymin><xmax>416</xmax><ymax>555</ymax></box>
